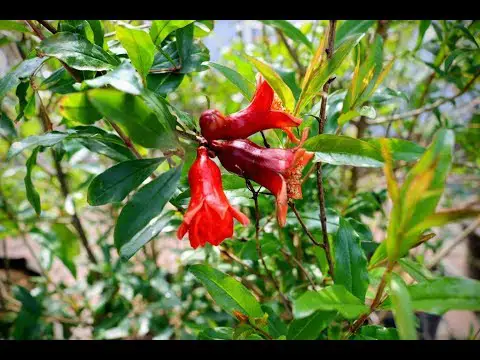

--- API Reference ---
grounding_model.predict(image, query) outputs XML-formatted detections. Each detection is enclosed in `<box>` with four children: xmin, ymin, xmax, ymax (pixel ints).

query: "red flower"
<box><xmin>199</xmin><ymin>75</ymin><xmax>302</xmax><ymax>143</ymax></box>
<box><xmin>177</xmin><ymin>146</ymin><xmax>250</xmax><ymax>248</ymax></box>
<box><xmin>210</xmin><ymin>129</ymin><xmax>313</xmax><ymax>227</ymax></box>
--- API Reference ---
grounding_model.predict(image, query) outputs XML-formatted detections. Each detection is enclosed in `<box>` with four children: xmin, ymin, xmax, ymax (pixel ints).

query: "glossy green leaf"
<box><xmin>293</xmin><ymin>285</ymin><xmax>369</xmax><ymax>319</ymax></box>
<box><xmin>335</xmin><ymin>20</ymin><xmax>375</xmax><ymax>48</ymax></box>
<box><xmin>24</xmin><ymin>147</ymin><xmax>41</xmax><ymax>215</ymax></box>
<box><xmin>287</xmin><ymin>311</ymin><xmax>336</xmax><ymax>340</ymax></box>
<box><xmin>88</xmin><ymin>157</ymin><xmax>165</xmax><ymax>206</ymax></box>
<box><xmin>245</xmin><ymin>55</ymin><xmax>295</xmax><ymax>112</ymax></box>
<box><xmin>398</xmin><ymin>258</ymin><xmax>434</xmax><ymax>282</ymax></box>
<box><xmin>7</xmin><ymin>132</ymin><xmax>68</xmax><ymax>160</ymax></box>
<box><xmin>176</xmin><ymin>24</ymin><xmax>210</xmax><ymax>74</ymax></box>
<box><xmin>303</xmin><ymin>134</ymin><xmax>384</xmax><ymax>167</ymax></box>
<box><xmin>59</xmin><ymin>92</ymin><xmax>103</xmax><ymax>124</ymax></box>
<box><xmin>197</xmin><ymin>327</ymin><xmax>233</xmax><ymax>340</ymax></box>
<box><xmin>116</xmin><ymin>26</ymin><xmax>155</xmax><ymax>80</ymax></box>
<box><xmin>0</xmin><ymin>20</ymin><xmax>31</xmax><ymax>33</ymax></box>
<box><xmin>334</xmin><ymin>218</ymin><xmax>369</xmax><ymax>301</ymax></box>
<box><xmin>37</xmin><ymin>67</ymin><xmax>76</xmax><ymax>94</ymax></box>
<box><xmin>359</xmin><ymin>325</ymin><xmax>399</xmax><ymax>340</ymax></box>
<box><xmin>338</xmin><ymin>106</ymin><xmax>376</xmax><ymax>126</ymax></box>
<box><xmin>0</xmin><ymin>112</ymin><xmax>17</xmax><ymax>139</ymax></box>
<box><xmin>150</xmin><ymin>20</ymin><xmax>195</xmax><ymax>46</ymax></box>
<box><xmin>365</xmin><ymin>138</ymin><xmax>425</xmax><ymax>162</ymax></box>
<box><xmin>415</xmin><ymin>20</ymin><xmax>432</xmax><ymax>50</ymax></box>
<box><xmin>389</xmin><ymin>276</ymin><xmax>417</xmax><ymax>340</ymax></box>
<box><xmin>86</xmin><ymin>20</ymin><xmax>104</xmax><ymax>48</ymax></box>
<box><xmin>0</xmin><ymin>57</ymin><xmax>45</xmax><ymax>101</ymax></box>
<box><xmin>146</xmin><ymin>73</ymin><xmax>185</xmax><ymax>96</ymax></box>
<box><xmin>260</xmin><ymin>20</ymin><xmax>312</xmax><ymax>50</ymax></box>
<box><xmin>296</xmin><ymin>33</ymin><xmax>364</xmax><ymax>114</ymax></box>
<box><xmin>117</xmin><ymin>212</ymin><xmax>172</xmax><ymax>261</ymax></box>
<box><xmin>84</xmin><ymin>61</ymin><xmax>144</xmax><ymax>95</ymax></box>
<box><xmin>261</xmin><ymin>305</ymin><xmax>287</xmax><ymax>338</ymax></box>
<box><xmin>58</xmin><ymin>20</ymin><xmax>95</xmax><ymax>43</ymax></box>
<box><xmin>454</xmin><ymin>24</ymin><xmax>479</xmax><ymax>48</ymax></box>
<box><xmin>30</xmin><ymin>224</ymin><xmax>80</xmax><ymax>278</ymax></box>
<box><xmin>114</xmin><ymin>165</ymin><xmax>181</xmax><ymax>259</ymax></box>
<box><xmin>37</xmin><ymin>32</ymin><xmax>120</xmax><ymax>71</ymax></box>
<box><xmin>189</xmin><ymin>264</ymin><xmax>264</xmax><ymax>319</ymax></box>
<box><xmin>87</xmin><ymin>88</ymin><xmax>176</xmax><ymax>149</ymax></box>
<box><xmin>208</xmin><ymin>62</ymin><xmax>255</xmax><ymax>99</ymax></box>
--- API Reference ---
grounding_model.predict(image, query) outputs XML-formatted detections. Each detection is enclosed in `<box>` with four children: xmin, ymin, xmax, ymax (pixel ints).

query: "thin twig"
<box><xmin>249</xmin><ymin>179</ymin><xmax>293</xmax><ymax>317</ymax></box>
<box><xmin>369</xmin><ymin>72</ymin><xmax>479</xmax><ymax>125</ymax></box>
<box><xmin>280</xmin><ymin>248</ymin><xmax>318</xmax><ymax>291</ymax></box>
<box><xmin>276</xmin><ymin>29</ymin><xmax>306</xmax><ymax>77</ymax></box>
<box><xmin>315</xmin><ymin>20</ymin><xmax>337</xmax><ymax>281</ymax></box>
<box><xmin>427</xmin><ymin>217</ymin><xmax>480</xmax><ymax>269</ymax></box>
<box><xmin>289</xmin><ymin>202</ymin><xmax>323</xmax><ymax>247</ymax></box>
<box><xmin>36</xmin><ymin>20</ymin><xmax>57</xmax><ymax>34</ymax></box>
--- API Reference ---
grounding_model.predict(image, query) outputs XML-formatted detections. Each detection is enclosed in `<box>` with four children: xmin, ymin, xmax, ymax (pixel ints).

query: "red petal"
<box><xmin>230</xmin><ymin>206</ymin><xmax>250</xmax><ymax>226</ymax></box>
<box><xmin>247</xmin><ymin>75</ymin><xmax>274</xmax><ymax>112</ymax></box>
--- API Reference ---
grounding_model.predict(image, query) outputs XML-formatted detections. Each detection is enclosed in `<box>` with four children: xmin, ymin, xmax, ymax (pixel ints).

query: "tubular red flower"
<box><xmin>177</xmin><ymin>146</ymin><xmax>249</xmax><ymax>249</ymax></box>
<box><xmin>199</xmin><ymin>75</ymin><xmax>302</xmax><ymax>143</ymax></box>
<box><xmin>210</xmin><ymin>129</ymin><xmax>313</xmax><ymax>227</ymax></box>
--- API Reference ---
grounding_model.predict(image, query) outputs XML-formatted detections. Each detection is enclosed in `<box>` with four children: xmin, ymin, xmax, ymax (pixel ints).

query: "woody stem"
<box><xmin>248</xmin><ymin>179</ymin><xmax>293</xmax><ymax>318</ymax></box>
<box><xmin>315</xmin><ymin>20</ymin><xmax>337</xmax><ymax>281</ymax></box>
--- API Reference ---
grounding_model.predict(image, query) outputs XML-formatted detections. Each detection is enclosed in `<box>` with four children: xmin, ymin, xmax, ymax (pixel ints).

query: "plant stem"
<box><xmin>280</xmin><ymin>248</ymin><xmax>318</xmax><ymax>291</ymax></box>
<box><xmin>249</xmin><ymin>321</ymin><xmax>274</xmax><ymax>340</ymax></box>
<box><xmin>36</xmin><ymin>20</ymin><xmax>57</xmax><ymax>34</ymax></box>
<box><xmin>249</xmin><ymin>180</ymin><xmax>293</xmax><ymax>318</ymax></box>
<box><xmin>315</xmin><ymin>20</ymin><xmax>337</xmax><ymax>281</ymax></box>
<box><xmin>276</xmin><ymin>29</ymin><xmax>305</xmax><ymax>77</ymax></box>
<box><xmin>289</xmin><ymin>202</ymin><xmax>323</xmax><ymax>247</ymax></box>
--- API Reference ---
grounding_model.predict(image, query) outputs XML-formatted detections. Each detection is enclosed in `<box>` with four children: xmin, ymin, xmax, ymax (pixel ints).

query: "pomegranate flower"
<box><xmin>210</xmin><ymin>129</ymin><xmax>314</xmax><ymax>227</ymax></box>
<box><xmin>177</xmin><ymin>146</ymin><xmax>250</xmax><ymax>248</ymax></box>
<box><xmin>199</xmin><ymin>74</ymin><xmax>302</xmax><ymax>143</ymax></box>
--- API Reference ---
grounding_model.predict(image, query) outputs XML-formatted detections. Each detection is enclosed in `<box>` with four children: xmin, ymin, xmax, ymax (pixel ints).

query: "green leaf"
<box><xmin>176</xmin><ymin>24</ymin><xmax>210</xmax><ymax>74</ymax></box>
<box><xmin>303</xmin><ymin>134</ymin><xmax>384</xmax><ymax>167</ymax></box>
<box><xmin>334</xmin><ymin>218</ymin><xmax>369</xmax><ymax>301</ymax></box>
<box><xmin>260</xmin><ymin>20</ymin><xmax>312</xmax><ymax>50</ymax></box>
<box><xmin>197</xmin><ymin>327</ymin><xmax>233</xmax><ymax>340</ymax></box>
<box><xmin>87</xmin><ymin>88</ymin><xmax>176</xmax><ymax>149</ymax></box>
<box><xmin>58</xmin><ymin>20</ymin><xmax>95</xmax><ymax>43</ymax></box>
<box><xmin>38</xmin><ymin>32</ymin><xmax>120</xmax><ymax>71</ymax></box>
<box><xmin>116</xmin><ymin>26</ymin><xmax>155</xmax><ymax>80</ymax></box>
<box><xmin>245</xmin><ymin>55</ymin><xmax>295</xmax><ymax>112</ymax></box>
<box><xmin>287</xmin><ymin>311</ymin><xmax>336</xmax><ymax>340</ymax></box>
<box><xmin>88</xmin><ymin>157</ymin><xmax>165</xmax><ymax>206</ymax></box>
<box><xmin>146</xmin><ymin>73</ymin><xmax>185</xmax><ymax>96</ymax></box>
<box><xmin>71</xmin><ymin>125</ymin><xmax>136</xmax><ymax>162</ymax></box>
<box><xmin>415</xmin><ymin>20</ymin><xmax>432</xmax><ymax>50</ymax></box>
<box><xmin>208</xmin><ymin>62</ymin><xmax>255</xmax><ymax>99</ymax></box>
<box><xmin>359</xmin><ymin>325</ymin><xmax>399</xmax><ymax>340</ymax></box>
<box><xmin>293</xmin><ymin>285</ymin><xmax>369</xmax><ymax>319</ymax></box>
<box><xmin>338</xmin><ymin>106</ymin><xmax>376</xmax><ymax>126</ymax></box>
<box><xmin>84</xmin><ymin>61</ymin><xmax>144</xmax><ymax>95</ymax></box>
<box><xmin>0</xmin><ymin>20</ymin><xmax>31</xmax><ymax>33</ymax></box>
<box><xmin>37</xmin><ymin>67</ymin><xmax>76</xmax><ymax>94</ymax></box>
<box><xmin>407</xmin><ymin>208</ymin><xmax>480</xmax><ymax>237</ymax></box>
<box><xmin>0</xmin><ymin>57</ymin><xmax>46</xmax><ymax>101</ymax></box>
<box><xmin>383</xmin><ymin>277</ymin><xmax>480</xmax><ymax>315</ymax></box>
<box><xmin>150</xmin><ymin>20</ymin><xmax>195</xmax><ymax>46</ymax></box>
<box><xmin>114</xmin><ymin>165</ymin><xmax>181</xmax><ymax>259</ymax></box>
<box><xmin>0</xmin><ymin>112</ymin><xmax>17</xmax><ymax>139</ymax></box>
<box><xmin>389</xmin><ymin>275</ymin><xmax>417</xmax><ymax>340</ymax></box>
<box><xmin>296</xmin><ymin>33</ymin><xmax>364</xmax><ymax>114</ymax></box>
<box><xmin>117</xmin><ymin>211</ymin><xmax>172</xmax><ymax>260</ymax></box>
<box><xmin>86</xmin><ymin>20</ymin><xmax>105</xmax><ymax>48</ymax></box>
<box><xmin>30</xmin><ymin>224</ymin><xmax>80</xmax><ymax>277</ymax></box>
<box><xmin>335</xmin><ymin>20</ymin><xmax>375</xmax><ymax>48</ymax></box>
<box><xmin>24</xmin><ymin>147</ymin><xmax>41</xmax><ymax>215</ymax></box>
<box><xmin>7</xmin><ymin>132</ymin><xmax>68</xmax><ymax>160</ymax></box>
<box><xmin>398</xmin><ymin>258</ymin><xmax>434</xmax><ymax>282</ymax></box>
<box><xmin>390</xmin><ymin>129</ymin><xmax>455</xmax><ymax>260</ymax></box>
<box><xmin>189</xmin><ymin>264</ymin><xmax>264</xmax><ymax>319</ymax></box>
<box><xmin>59</xmin><ymin>92</ymin><xmax>103</xmax><ymax>124</ymax></box>
<box><xmin>454</xmin><ymin>24</ymin><xmax>479</xmax><ymax>48</ymax></box>
<box><xmin>365</xmin><ymin>138</ymin><xmax>425</xmax><ymax>162</ymax></box>
<box><xmin>444</xmin><ymin>49</ymin><xmax>476</xmax><ymax>72</ymax></box>
<box><xmin>12</xmin><ymin>286</ymin><xmax>42</xmax><ymax>340</ymax></box>
<box><xmin>261</xmin><ymin>305</ymin><xmax>287</xmax><ymax>338</ymax></box>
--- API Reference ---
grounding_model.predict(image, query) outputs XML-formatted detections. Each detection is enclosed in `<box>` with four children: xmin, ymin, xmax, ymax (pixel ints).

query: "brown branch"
<box><xmin>370</xmin><ymin>71</ymin><xmax>479</xmax><ymax>126</ymax></box>
<box><xmin>249</xmin><ymin>180</ymin><xmax>293</xmax><ymax>317</ymax></box>
<box><xmin>289</xmin><ymin>202</ymin><xmax>323</xmax><ymax>247</ymax></box>
<box><xmin>315</xmin><ymin>20</ymin><xmax>337</xmax><ymax>281</ymax></box>
<box><xmin>25</xmin><ymin>20</ymin><xmax>45</xmax><ymax>40</ymax></box>
<box><xmin>276</xmin><ymin>29</ymin><xmax>306</xmax><ymax>77</ymax></box>
<box><xmin>280</xmin><ymin>248</ymin><xmax>318</xmax><ymax>291</ymax></box>
<box><xmin>37</xmin><ymin>20</ymin><xmax>57</xmax><ymax>34</ymax></box>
